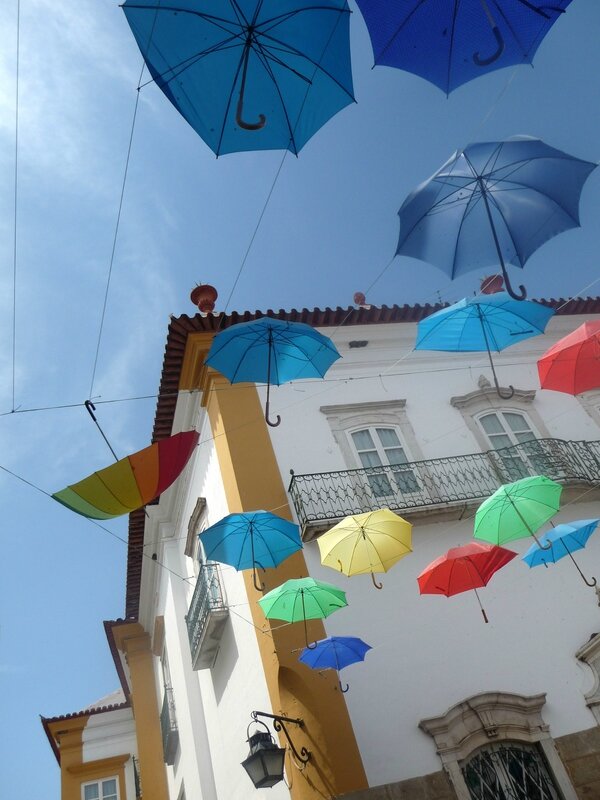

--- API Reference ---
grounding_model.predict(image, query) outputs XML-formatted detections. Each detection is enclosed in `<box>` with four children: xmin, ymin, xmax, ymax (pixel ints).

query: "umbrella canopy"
<box><xmin>52</xmin><ymin>430</ymin><xmax>199</xmax><ymax>520</ymax></box>
<box><xmin>122</xmin><ymin>0</ymin><xmax>354</xmax><ymax>156</ymax></box>
<box><xmin>418</xmin><ymin>542</ymin><xmax>516</xmax><ymax>622</ymax></box>
<box><xmin>537</xmin><ymin>321</ymin><xmax>600</xmax><ymax>395</ymax></box>
<box><xmin>474</xmin><ymin>475</ymin><xmax>562</xmax><ymax>548</ymax></box>
<box><xmin>522</xmin><ymin>518</ymin><xmax>599</xmax><ymax>587</ymax></box>
<box><xmin>205</xmin><ymin>317</ymin><xmax>341</xmax><ymax>426</ymax></box>
<box><xmin>318</xmin><ymin>509</ymin><xmax>412</xmax><ymax>589</ymax></box>
<box><xmin>298</xmin><ymin>635</ymin><xmax>371</xmax><ymax>691</ymax></box>
<box><xmin>258</xmin><ymin>577</ymin><xmax>347</xmax><ymax>647</ymax></box>
<box><xmin>396</xmin><ymin>136</ymin><xmax>597</xmax><ymax>300</ymax></box>
<box><xmin>199</xmin><ymin>511</ymin><xmax>302</xmax><ymax>590</ymax></box>
<box><xmin>354</xmin><ymin>0</ymin><xmax>571</xmax><ymax>94</ymax></box>
<box><xmin>416</xmin><ymin>293</ymin><xmax>554</xmax><ymax>398</ymax></box>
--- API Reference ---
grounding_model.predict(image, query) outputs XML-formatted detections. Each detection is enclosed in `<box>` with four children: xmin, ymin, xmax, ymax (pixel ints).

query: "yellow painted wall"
<box><xmin>182</xmin><ymin>332</ymin><xmax>368</xmax><ymax>800</ymax></box>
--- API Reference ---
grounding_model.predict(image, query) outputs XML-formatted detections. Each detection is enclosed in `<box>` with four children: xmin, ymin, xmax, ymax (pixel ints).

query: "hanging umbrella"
<box><xmin>537</xmin><ymin>321</ymin><xmax>600</xmax><ymax>395</ymax></box>
<box><xmin>317</xmin><ymin>509</ymin><xmax>412</xmax><ymax>589</ymax></box>
<box><xmin>52</xmin><ymin>430</ymin><xmax>199</xmax><ymax>520</ymax></box>
<box><xmin>122</xmin><ymin>0</ymin><xmax>355</xmax><ymax>156</ymax></box>
<box><xmin>199</xmin><ymin>511</ymin><xmax>302</xmax><ymax>591</ymax></box>
<box><xmin>396</xmin><ymin>136</ymin><xmax>597</xmax><ymax>300</ymax></box>
<box><xmin>258</xmin><ymin>577</ymin><xmax>347</xmax><ymax>648</ymax></box>
<box><xmin>417</xmin><ymin>542</ymin><xmax>516</xmax><ymax>623</ymax></box>
<box><xmin>205</xmin><ymin>317</ymin><xmax>341</xmax><ymax>427</ymax></box>
<box><xmin>474</xmin><ymin>475</ymin><xmax>561</xmax><ymax>550</ymax></box>
<box><xmin>354</xmin><ymin>0</ymin><xmax>571</xmax><ymax>95</ymax></box>
<box><xmin>416</xmin><ymin>292</ymin><xmax>554</xmax><ymax>398</ymax></box>
<box><xmin>298</xmin><ymin>635</ymin><xmax>371</xmax><ymax>692</ymax></box>
<box><xmin>522</xmin><ymin>518</ymin><xmax>599</xmax><ymax>587</ymax></box>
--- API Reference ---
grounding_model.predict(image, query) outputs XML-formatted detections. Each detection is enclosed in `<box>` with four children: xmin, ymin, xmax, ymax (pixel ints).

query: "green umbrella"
<box><xmin>258</xmin><ymin>577</ymin><xmax>347</xmax><ymax>649</ymax></box>
<box><xmin>474</xmin><ymin>476</ymin><xmax>561</xmax><ymax>550</ymax></box>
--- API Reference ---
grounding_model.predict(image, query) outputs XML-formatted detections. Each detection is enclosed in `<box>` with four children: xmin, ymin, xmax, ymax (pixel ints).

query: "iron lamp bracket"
<box><xmin>250</xmin><ymin>711</ymin><xmax>311</xmax><ymax>764</ymax></box>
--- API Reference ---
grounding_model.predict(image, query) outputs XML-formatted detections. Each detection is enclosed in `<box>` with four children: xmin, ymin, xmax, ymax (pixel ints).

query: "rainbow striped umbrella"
<box><xmin>52</xmin><ymin>430</ymin><xmax>198</xmax><ymax>520</ymax></box>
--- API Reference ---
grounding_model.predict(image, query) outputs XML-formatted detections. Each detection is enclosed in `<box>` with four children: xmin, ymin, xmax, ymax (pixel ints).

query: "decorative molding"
<box><xmin>185</xmin><ymin>497</ymin><xmax>207</xmax><ymax>558</ymax></box>
<box><xmin>577</xmin><ymin>390</ymin><xmax>600</xmax><ymax>429</ymax></box>
<box><xmin>450</xmin><ymin>387</ymin><xmax>536</xmax><ymax>411</ymax></box>
<box><xmin>576</xmin><ymin>632</ymin><xmax>600</xmax><ymax>724</ymax></box>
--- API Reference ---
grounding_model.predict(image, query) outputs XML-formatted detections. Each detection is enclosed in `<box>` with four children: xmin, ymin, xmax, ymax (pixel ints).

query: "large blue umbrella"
<box><xmin>354</xmin><ymin>0</ymin><xmax>572</xmax><ymax>95</ymax></box>
<box><xmin>205</xmin><ymin>317</ymin><xmax>341</xmax><ymax>426</ymax></box>
<box><xmin>416</xmin><ymin>292</ymin><xmax>554</xmax><ymax>397</ymax></box>
<box><xmin>522</xmin><ymin>518</ymin><xmax>599</xmax><ymax>587</ymax></box>
<box><xmin>298</xmin><ymin>635</ymin><xmax>371</xmax><ymax>692</ymax></box>
<box><xmin>200</xmin><ymin>511</ymin><xmax>302</xmax><ymax>591</ymax></box>
<box><xmin>122</xmin><ymin>0</ymin><xmax>355</xmax><ymax>156</ymax></box>
<box><xmin>396</xmin><ymin>136</ymin><xmax>597</xmax><ymax>300</ymax></box>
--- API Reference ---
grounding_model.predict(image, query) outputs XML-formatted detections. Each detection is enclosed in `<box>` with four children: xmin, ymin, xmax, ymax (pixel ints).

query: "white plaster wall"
<box><xmin>82</xmin><ymin>709</ymin><xmax>137</xmax><ymax>800</ymax></box>
<box><xmin>148</xmin><ymin>397</ymin><xmax>291</xmax><ymax>800</ymax></box>
<box><xmin>259</xmin><ymin>311</ymin><xmax>600</xmax><ymax>788</ymax></box>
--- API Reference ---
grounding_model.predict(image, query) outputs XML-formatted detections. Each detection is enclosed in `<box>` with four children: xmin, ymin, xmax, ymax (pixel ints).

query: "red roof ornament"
<box><xmin>190</xmin><ymin>283</ymin><xmax>218</xmax><ymax>313</ymax></box>
<box><xmin>480</xmin><ymin>275</ymin><xmax>504</xmax><ymax>294</ymax></box>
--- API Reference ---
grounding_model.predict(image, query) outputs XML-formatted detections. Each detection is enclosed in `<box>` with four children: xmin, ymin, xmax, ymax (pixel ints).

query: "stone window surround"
<box><xmin>319</xmin><ymin>400</ymin><xmax>424</xmax><ymax>470</ymax></box>
<box><xmin>578</xmin><ymin>390</ymin><xmax>600</xmax><ymax>429</ymax></box>
<box><xmin>450</xmin><ymin>383</ymin><xmax>551</xmax><ymax>453</ymax></box>
<box><xmin>419</xmin><ymin>691</ymin><xmax>578</xmax><ymax>800</ymax></box>
<box><xmin>576</xmin><ymin>632</ymin><xmax>600</xmax><ymax>725</ymax></box>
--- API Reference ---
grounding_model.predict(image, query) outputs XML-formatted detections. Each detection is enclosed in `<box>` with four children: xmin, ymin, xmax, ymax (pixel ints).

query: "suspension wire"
<box><xmin>11</xmin><ymin>0</ymin><xmax>21</xmax><ymax>412</ymax></box>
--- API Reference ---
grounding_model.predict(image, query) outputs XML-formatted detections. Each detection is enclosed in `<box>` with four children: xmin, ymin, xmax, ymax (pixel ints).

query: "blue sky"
<box><xmin>1</xmin><ymin>1</ymin><xmax>599</xmax><ymax>796</ymax></box>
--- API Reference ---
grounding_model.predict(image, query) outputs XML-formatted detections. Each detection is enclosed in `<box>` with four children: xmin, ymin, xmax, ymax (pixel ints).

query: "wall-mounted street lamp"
<box><xmin>241</xmin><ymin>710</ymin><xmax>310</xmax><ymax>789</ymax></box>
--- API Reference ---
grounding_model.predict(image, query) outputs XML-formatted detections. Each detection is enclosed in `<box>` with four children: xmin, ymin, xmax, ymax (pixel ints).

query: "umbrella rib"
<box><xmin>445</xmin><ymin>0</ymin><xmax>460</xmax><ymax>95</ymax></box>
<box><xmin>371</xmin><ymin>0</ymin><xmax>431</xmax><ymax>65</ymax></box>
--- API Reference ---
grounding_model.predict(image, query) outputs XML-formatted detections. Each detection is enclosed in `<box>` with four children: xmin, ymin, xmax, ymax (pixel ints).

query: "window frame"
<box><xmin>81</xmin><ymin>777</ymin><xmax>119</xmax><ymax>800</ymax></box>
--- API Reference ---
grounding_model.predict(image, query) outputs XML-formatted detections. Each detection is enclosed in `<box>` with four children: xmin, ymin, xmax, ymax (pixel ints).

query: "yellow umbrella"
<box><xmin>317</xmin><ymin>509</ymin><xmax>412</xmax><ymax>589</ymax></box>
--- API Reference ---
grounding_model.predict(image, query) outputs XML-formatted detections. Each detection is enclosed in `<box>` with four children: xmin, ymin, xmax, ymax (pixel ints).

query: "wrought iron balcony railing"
<box><xmin>288</xmin><ymin>438</ymin><xmax>600</xmax><ymax>531</ymax></box>
<box><xmin>160</xmin><ymin>686</ymin><xmax>179</xmax><ymax>766</ymax></box>
<box><xmin>186</xmin><ymin>563</ymin><xmax>229</xmax><ymax>670</ymax></box>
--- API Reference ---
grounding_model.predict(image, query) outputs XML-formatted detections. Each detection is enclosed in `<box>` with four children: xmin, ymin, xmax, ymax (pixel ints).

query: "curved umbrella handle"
<box><xmin>503</xmin><ymin>275</ymin><xmax>527</xmax><ymax>301</ymax></box>
<box><xmin>371</xmin><ymin>572</ymin><xmax>383</xmax><ymax>590</ymax></box>
<box><xmin>497</xmin><ymin>385</ymin><xmax>515</xmax><ymax>400</ymax></box>
<box><xmin>265</xmin><ymin>406</ymin><xmax>282</xmax><ymax>428</ymax></box>
<box><xmin>473</xmin><ymin>25</ymin><xmax>505</xmax><ymax>66</ymax></box>
<box><xmin>339</xmin><ymin>680</ymin><xmax>349</xmax><ymax>693</ymax></box>
<box><xmin>236</xmin><ymin>40</ymin><xmax>266</xmax><ymax>131</ymax></box>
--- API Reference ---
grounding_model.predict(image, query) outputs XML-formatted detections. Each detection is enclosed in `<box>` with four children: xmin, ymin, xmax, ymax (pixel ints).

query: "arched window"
<box><xmin>463</xmin><ymin>742</ymin><xmax>561</xmax><ymax>800</ymax></box>
<box><xmin>477</xmin><ymin>411</ymin><xmax>546</xmax><ymax>480</ymax></box>
<box><xmin>350</xmin><ymin>426</ymin><xmax>419</xmax><ymax>497</ymax></box>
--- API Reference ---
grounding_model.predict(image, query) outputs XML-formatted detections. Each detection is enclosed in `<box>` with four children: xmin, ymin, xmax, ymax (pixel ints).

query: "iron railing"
<box><xmin>186</xmin><ymin>563</ymin><xmax>228</xmax><ymax>669</ymax></box>
<box><xmin>132</xmin><ymin>756</ymin><xmax>142</xmax><ymax>799</ymax></box>
<box><xmin>160</xmin><ymin>686</ymin><xmax>179</xmax><ymax>766</ymax></box>
<box><xmin>288</xmin><ymin>438</ymin><xmax>600</xmax><ymax>529</ymax></box>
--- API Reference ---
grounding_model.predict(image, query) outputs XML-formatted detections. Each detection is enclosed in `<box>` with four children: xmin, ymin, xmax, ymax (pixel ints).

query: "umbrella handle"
<box><xmin>265</xmin><ymin>404</ymin><xmax>282</xmax><ymax>428</ymax></box>
<box><xmin>371</xmin><ymin>572</ymin><xmax>383</xmax><ymax>590</ymax></box>
<box><xmin>478</xmin><ymin>307</ymin><xmax>515</xmax><ymax>400</ymax></box>
<box><xmin>339</xmin><ymin>680</ymin><xmax>349</xmax><ymax>693</ymax></box>
<box><xmin>252</xmin><ymin>565</ymin><xmax>265</xmax><ymax>593</ymax></box>
<box><xmin>236</xmin><ymin>41</ymin><xmax>266</xmax><ymax>131</ymax></box>
<box><xmin>473</xmin><ymin>24</ymin><xmax>505</xmax><ymax>66</ymax></box>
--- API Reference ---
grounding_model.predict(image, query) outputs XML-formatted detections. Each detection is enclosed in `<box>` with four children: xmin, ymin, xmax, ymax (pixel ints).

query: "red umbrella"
<box><xmin>417</xmin><ymin>542</ymin><xmax>516</xmax><ymax>623</ymax></box>
<box><xmin>538</xmin><ymin>321</ymin><xmax>600</xmax><ymax>395</ymax></box>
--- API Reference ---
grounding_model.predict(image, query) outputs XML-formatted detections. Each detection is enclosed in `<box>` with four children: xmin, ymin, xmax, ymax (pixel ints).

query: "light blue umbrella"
<box><xmin>205</xmin><ymin>318</ymin><xmax>340</xmax><ymax>426</ymax></box>
<box><xmin>200</xmin><ymin>511</ymin><xmax>302</xmax><ymax>591</ymax></box>
<box><xmin>299</xmin><ymin>636</ymin><xmax>372</xmax><ymax>692</ymax></box>
<box><xmin>122</xmin><ymin>0</ymin><xmax>354</xmax><ymax>156</ymax></box>
<box><xmin>397</xmin><ymin>137</ymin><xmax>597</xmax><ymax>300</ymax></box>
<box><xmin>522</xmin><ymin>518</ymin><xmax>599</xmax><ymax>587</ymax></box>
<box><xmin>416</xmin><ymin>292</ymin><xmax>554</xmax><ymax>398</ymax></box>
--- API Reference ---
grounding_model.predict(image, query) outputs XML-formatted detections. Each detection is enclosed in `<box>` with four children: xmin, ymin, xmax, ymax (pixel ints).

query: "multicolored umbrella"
<box><xmin>522</xmin><ymin>518</ymin><xmax>599</xmax><ymax>587</ymax></box>
<box><xmin>52</xmin><ymin>430</ymin><xmax>199</xmax><ymax>520</ymax></box>
<box><xmin>474</xmin><ymin>475</ymin><xmax>561</xmax><ymax>550</ymax></box>
<box><xmin>199</xmin><ymin>511</ymin><xmax>302</xmax><ymax>591</ymax></box>
<box><xmin>317</xmin><ymin>509</ymin><xmax>412</xmax><ymax>589</ymax></box>
<box><xmin>298</xmin><ymin>635</ymin><xmax>371</xmax><ymax>692</ymax></box>
<box><xmin>206</xmin><ymin>317</ymin><xmax>340</xmax><ymax>426</ymax></box>
<box><xmin>258</xmin><ymin>577</ymin><xmax>347</xmax><ymax>648</ymax></box>
<box><xmin>396</xmin><ymin>137</ymin><xmax>597</xmax><ymax>300</ymax></box>
<box><xmin>122</xmin><ymin>0</ymin><xmax>355</xmax><ymax>156</ymax></box>
<box><xmin>354</xmin><ymin>0</ymin><xmax>571</xmax><ymax>94</ymax></box>
<box><xmin>416</xmin><ymin>293</ymin><xmax>554</xmax><ymax>398</ymax></box>
<box><xmin>417</xmin><ymin>542</ymin><xmax>516</xmax><ymax>623</ymax></box>
<box><xmin>537</xmin><ymin>321</ymin><xmax>600</xmax><ymax>395</ymax></box>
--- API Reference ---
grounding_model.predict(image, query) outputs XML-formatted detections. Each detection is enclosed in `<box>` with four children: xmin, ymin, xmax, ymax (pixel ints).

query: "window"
<box><xmin>463</xmin><ymin>742</ymin><xmax>561</xmax><ymax>800</ymax></box>
<box><xmin>350</xmin><ymin>427</ymin><xmax>419</xmax><ymax>496</ymax></box>
<box><xmin>478</xmin><ymin>411</ymin><xmax>550</xmax><ymax>480</ymax></box>
<box><xmin>83</xmin><ymin>779</ymin><xmax>118</xmax><ymax>800</ymax></box>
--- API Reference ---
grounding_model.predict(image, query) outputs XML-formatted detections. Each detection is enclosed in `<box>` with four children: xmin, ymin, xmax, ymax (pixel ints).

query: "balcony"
<box><xmin>186</xmin><ymin>563</ymin><xmax>229</xmax><ymax>670</ymax></box>
<box><xmin>160</xmin><ymin>687</ymin><xmax>179</xmax><ymax>766</ymax></box>
<box><xmin>289</xmin><ymin>438</ymin><xmax>600</xmax><ymax>536</ymax></box>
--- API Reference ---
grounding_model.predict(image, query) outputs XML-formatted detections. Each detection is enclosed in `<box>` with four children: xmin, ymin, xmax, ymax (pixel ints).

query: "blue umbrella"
<box><xmin>354</xmin><ymin>0</ymin><xmax>571</xmax><ymax>95</ymax></box>
<box><xmin>396</xmin><ymin>136</ymin><xmax>597</xmax><ymax>300</ymax></box>
<box><xmin>200</xmin><ymin>511</ymin><xmax>302</xmax><ymax>591</ymax></box>
<box><xmin>205</xmin><ymin>317</ymin><xmax>341</xmax><ymax>426</ymax></box>
<box><xmin>122</xmin><ymin>0</ymin><xmax>354</xmax><ymax>156</ymax></box>
<box><xmin>416</xmin><ymin>292</ymin><xmax>554</xmax><ymax>398</ymax></box>
<box><xmin>298</xmin><ymin>636</ymin><xmax>372</xmax><ymax>692</ymax></box>
<box><xmin>522</xmin><ymin>518</ymin><xmax>599</xmax><ymax>587</ymax></box>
